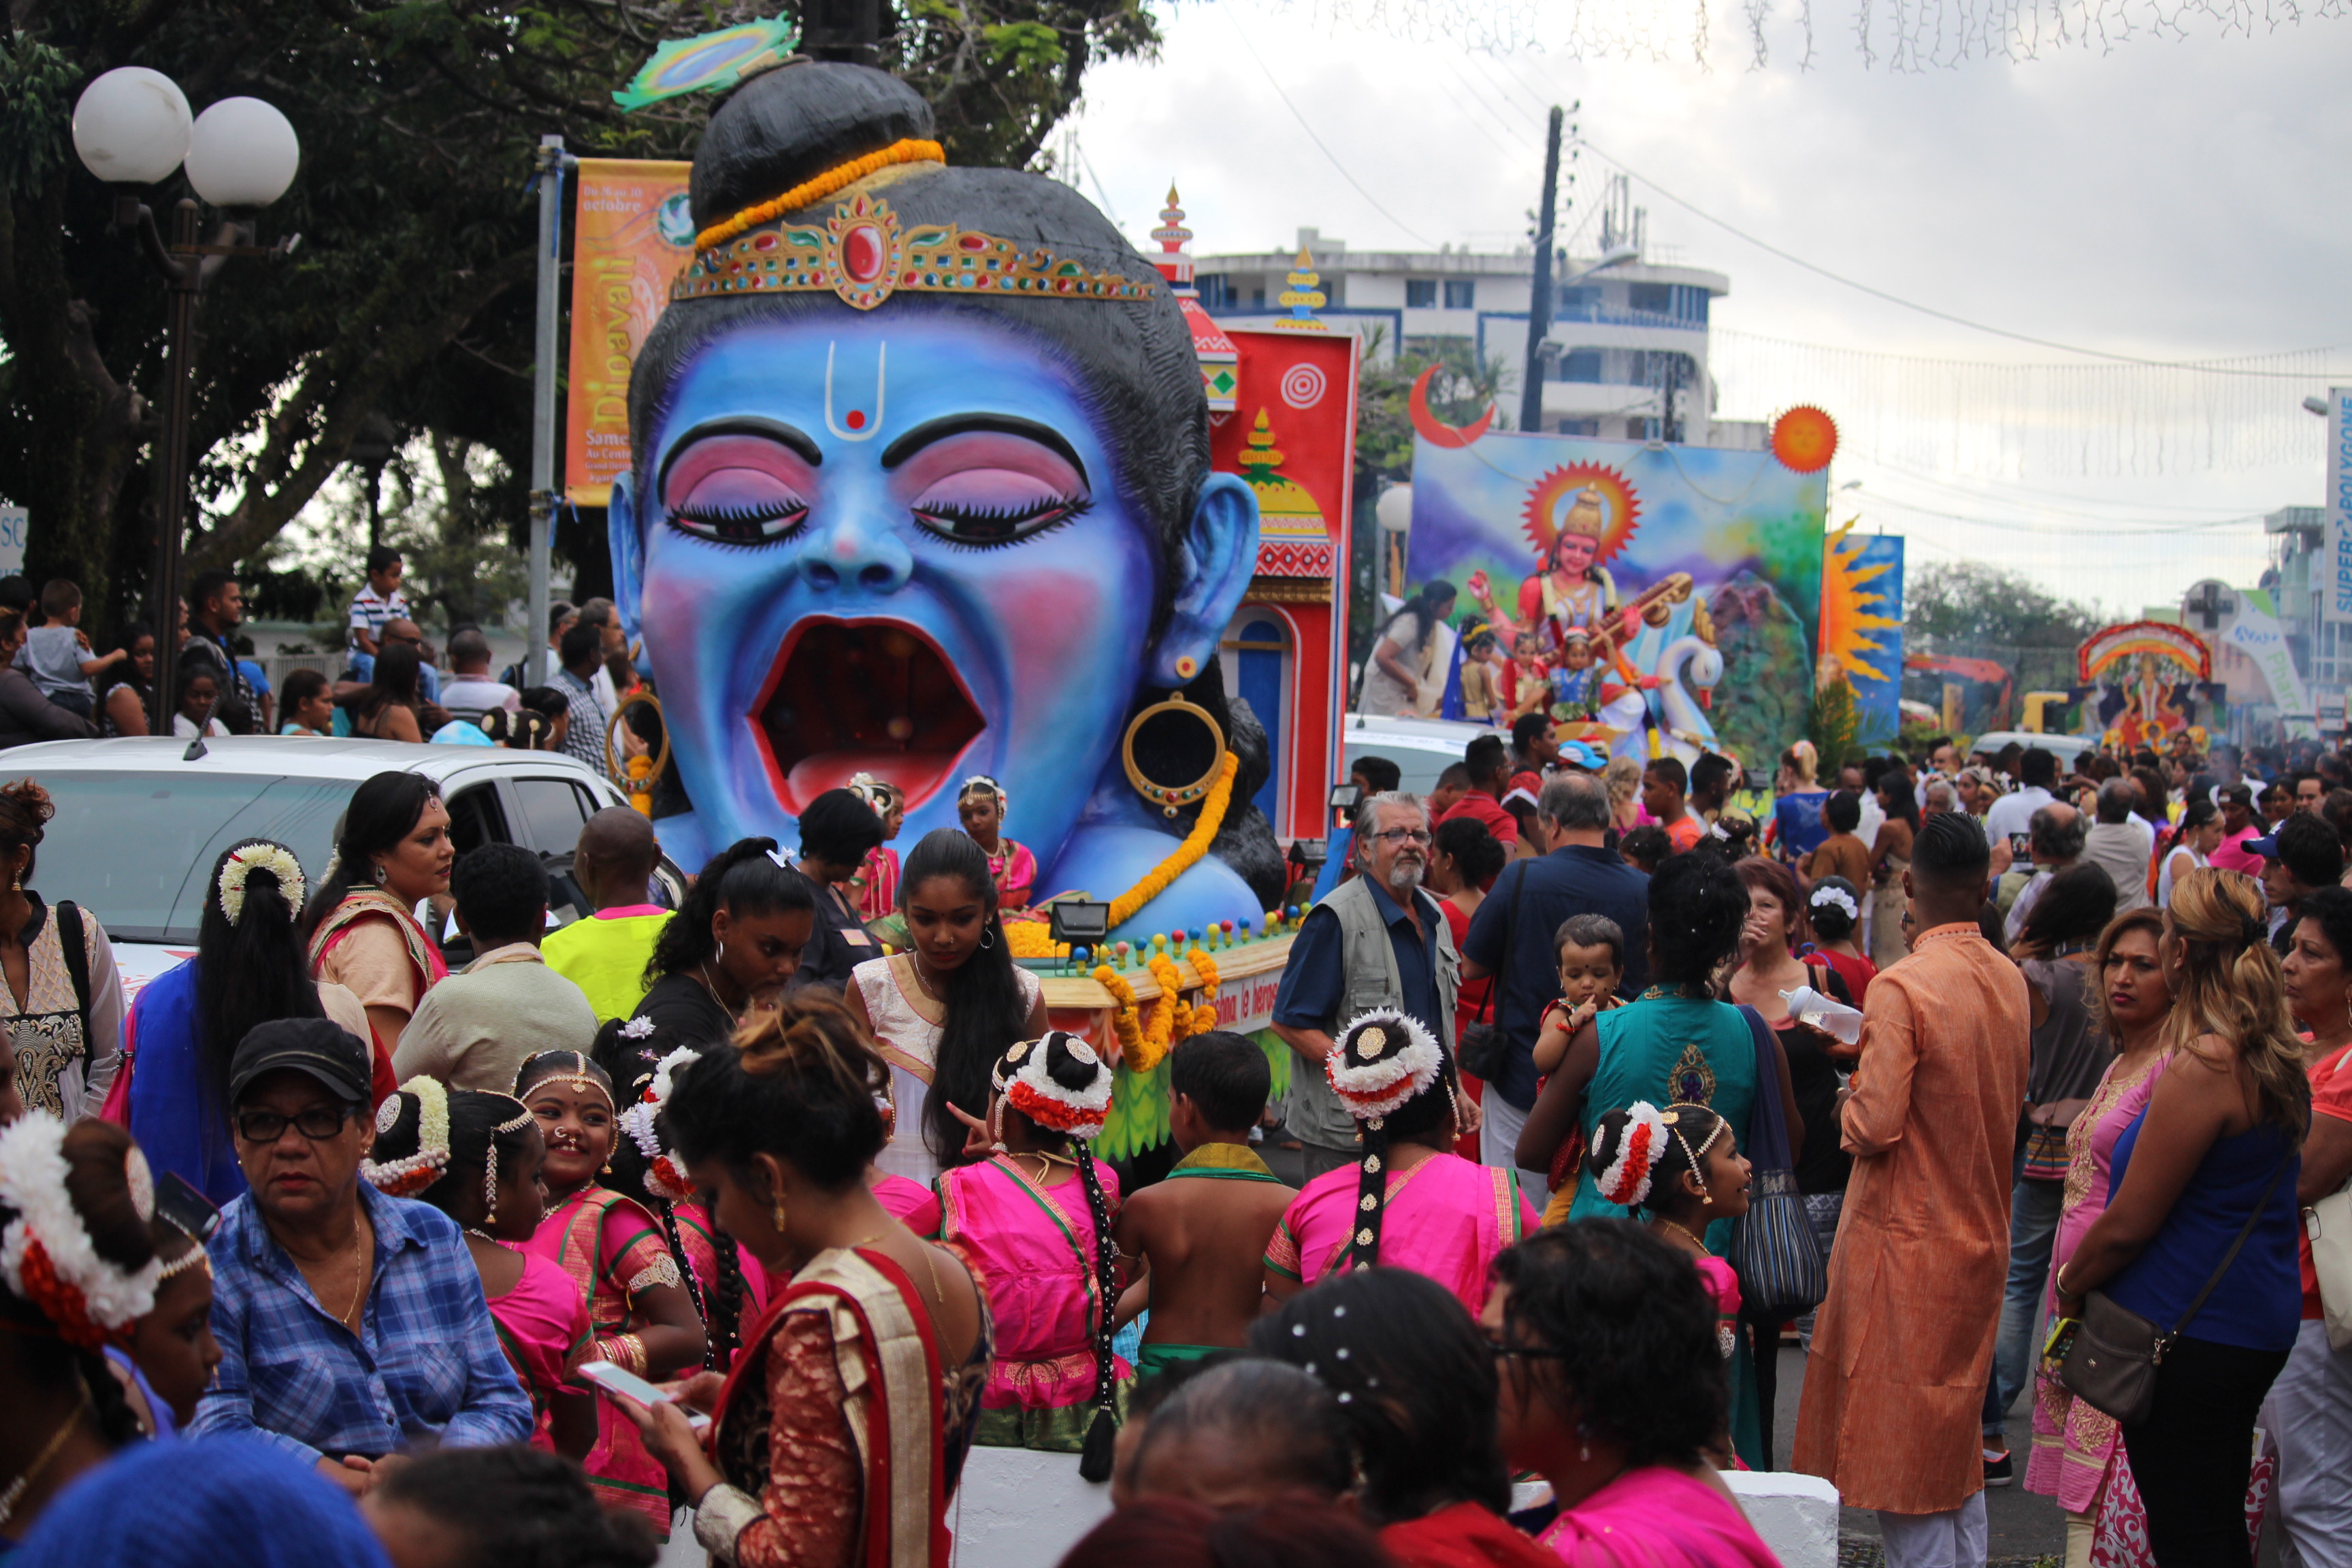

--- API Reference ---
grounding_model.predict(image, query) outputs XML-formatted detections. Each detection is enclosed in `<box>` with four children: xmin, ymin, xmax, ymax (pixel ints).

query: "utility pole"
<box><xmin>1519</xmin><ymin>103</ymin><xmax>1572</xmax><ymax>437</ymax></box>
<box><xmin>526</xmin><ymin>135</ymin><xmax>565</xmax><ymax>689</ymax></box>
<box><xmin>803</xmin><ymin>0</ymin><xmax>881</xmax><ymax>63</ymax></box>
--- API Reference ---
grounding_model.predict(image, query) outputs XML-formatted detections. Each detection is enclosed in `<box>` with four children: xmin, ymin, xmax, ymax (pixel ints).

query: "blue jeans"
<box><xmin>1982</xmin><ymin>1174</ymin><xmax>2066</xmax><ymax>1437</ymax></box>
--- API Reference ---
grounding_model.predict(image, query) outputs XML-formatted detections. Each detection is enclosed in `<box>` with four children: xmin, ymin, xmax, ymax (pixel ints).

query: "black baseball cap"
<box><xmin>2255</xmin><ymin>814</ymin><xmax>2347</xmax><ymax>890</ymax></box>
<box><xmin>228</xmin><ymin>1017</ymin><xmax>373</xmax><ymax>1107</ymax></box>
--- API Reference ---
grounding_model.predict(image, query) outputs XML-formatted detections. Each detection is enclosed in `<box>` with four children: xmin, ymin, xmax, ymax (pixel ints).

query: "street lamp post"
<box><xmin>71</xmin><ymin>70</ymin><xmax>299</xmax><ymax>736</ymax></box>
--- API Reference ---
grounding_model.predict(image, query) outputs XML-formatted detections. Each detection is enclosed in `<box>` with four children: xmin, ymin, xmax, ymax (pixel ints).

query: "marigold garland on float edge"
<box><xmin>1106</xmin><ymin>752</ymin><xmax>1240</xmax><ymax>930</ymax></box>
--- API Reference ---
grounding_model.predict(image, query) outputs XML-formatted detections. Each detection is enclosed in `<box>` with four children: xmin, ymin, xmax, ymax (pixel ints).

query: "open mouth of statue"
<box><xmin>754</xmin><ymin>619</ymin><xmax>985</xmax><ymax>813</ymax></box>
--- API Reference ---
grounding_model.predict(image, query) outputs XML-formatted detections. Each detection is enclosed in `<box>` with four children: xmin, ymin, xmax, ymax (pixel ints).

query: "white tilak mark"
<box><xmin>826</xmin><ymin>340</ymin><xmax>885</xmax><ymax>442</ymax></box>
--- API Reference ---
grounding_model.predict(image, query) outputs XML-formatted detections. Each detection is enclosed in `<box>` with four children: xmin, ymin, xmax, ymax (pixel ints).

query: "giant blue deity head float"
<box><xmin>614</xmin><ymin>62</ymin><xmax>1278</xmax><ymax>932</ymax></box>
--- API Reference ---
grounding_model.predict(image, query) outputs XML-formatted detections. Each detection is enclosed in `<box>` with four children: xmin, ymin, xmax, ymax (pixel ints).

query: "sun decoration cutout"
<box><xmin>1522</xmin><ymin>463</ymin><xmax>1640</xmax><ymax>566</ymax></box>
<box><xmin>1771</xmin><ymin>406</ymin><xmax>1838</xmax><ymax>473</ymax></box>
<box><xmin>1818</xmin><ymin>521</ymin><xmax>1899</xmax><ymax>688</ymax></box>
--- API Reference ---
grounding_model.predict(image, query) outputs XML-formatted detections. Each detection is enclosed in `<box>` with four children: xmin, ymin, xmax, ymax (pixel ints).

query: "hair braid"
<box><xmin>1346</xmin><ymin>1118</ymin><xmax>1392</xmax><ymax>1272</ymax></box>
<box><xmin>653</xmin><ymin>1200</ymin><xmax>713</xmax><ymax>1363</ymax></box>
<box><xmin>709</xmin><ymin>1225</ymin><xmax>747</xmax><ymax>1367</ymax></box>
<box><xmin>1076</xmin><ymin>1138</ymin><xmax>1120</xmax><ymax>1483</ymax></box>
<box><xmin>72</xmin><ymin>1341</ymin><xmax>144</xmax><ymax>1447</ymax></box>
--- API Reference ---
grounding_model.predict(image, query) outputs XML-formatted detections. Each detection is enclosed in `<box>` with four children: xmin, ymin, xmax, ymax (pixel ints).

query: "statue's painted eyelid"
<box><xmin>664</xmin><ymin>499</ymin><xmax>811</xmax><ymax>546</ymax></box>
<box><xmin>911</xmin><ymin>494</ymin><xmax>1090</xmax><ymax>550</ymax></box>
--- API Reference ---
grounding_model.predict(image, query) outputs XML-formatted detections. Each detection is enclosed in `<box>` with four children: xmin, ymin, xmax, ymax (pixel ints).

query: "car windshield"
<box><xmin>27</xmin><ymin>772</ymin><xmax>355</xmax><ymax>943</ymax></box>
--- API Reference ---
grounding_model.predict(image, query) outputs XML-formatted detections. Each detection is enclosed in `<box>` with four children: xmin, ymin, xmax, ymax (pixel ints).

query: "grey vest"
<box><xmin>1283</xmin><ymin>875</ymin><xmax>1461</xmax><ymax>1149</ymax></box>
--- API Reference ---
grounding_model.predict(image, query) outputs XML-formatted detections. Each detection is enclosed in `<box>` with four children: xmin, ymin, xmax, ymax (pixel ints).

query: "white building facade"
<box><xmin>1193</xmin><ymin>227</ymin><xmax>1765</xmax><ymax>447</ymax></box>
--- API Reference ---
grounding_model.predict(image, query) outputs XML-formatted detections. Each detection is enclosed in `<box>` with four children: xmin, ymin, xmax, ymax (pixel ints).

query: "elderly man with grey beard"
<box><xmin>1271</xmin><ymin>791</ymin><xmax>1461</xmax><ymax>1181</ymax></box>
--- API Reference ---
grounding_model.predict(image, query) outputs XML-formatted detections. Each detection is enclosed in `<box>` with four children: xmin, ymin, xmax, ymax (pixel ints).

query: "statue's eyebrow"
<box><xmin>655</xmin><ymin>417</ymin><xmax>823</xmax><ymax>494</ymax></box>
<box><xmin>879</xmin><ymin>414</ymin><xmax>1087</xmax><ymax>482</ymax></box>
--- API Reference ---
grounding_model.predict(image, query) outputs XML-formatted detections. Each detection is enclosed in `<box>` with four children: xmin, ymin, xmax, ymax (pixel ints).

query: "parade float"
<box><xmin>559</xmin><ymin>40</ymin><xmax>1379</xmax><ymax>1145</ymax></box>
<box><xmin>2070</xmin><ymin>620</ymin><xmax>2219</xmax><ymax>752</ymax></box>
<box><xmin>1405</xmin><ymin>393</ymin><xmax>1904</xmax><ymax>767</ymax></box>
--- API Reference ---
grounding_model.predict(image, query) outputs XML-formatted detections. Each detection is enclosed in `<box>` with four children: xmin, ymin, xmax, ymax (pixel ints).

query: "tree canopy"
<box><xmin>0</xmin><ymin>0</ymin><xmax>1155</xmax><ymax>635</ymax></box>
<box><xmin>1901</xmin><ymin>559</ymin><xmax>2104</xmax><ymax>714</ymax></box>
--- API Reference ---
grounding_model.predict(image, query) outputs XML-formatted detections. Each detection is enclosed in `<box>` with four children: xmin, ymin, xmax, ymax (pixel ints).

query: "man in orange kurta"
<box><xmin>1794</xmin><ymin>811</ymin><xmax>2029</xmax><ymax>1568</ymax></box>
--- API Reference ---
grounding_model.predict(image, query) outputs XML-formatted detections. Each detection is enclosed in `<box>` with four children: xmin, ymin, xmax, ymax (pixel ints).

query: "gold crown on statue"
<box><xmin>673</xmin><ymin>188</ymin><xmax>1157</xmax><ymax>312</ymax></box>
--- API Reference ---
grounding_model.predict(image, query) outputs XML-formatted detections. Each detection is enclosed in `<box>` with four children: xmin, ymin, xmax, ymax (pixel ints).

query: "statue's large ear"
<box><xmin>1147</xmin><ymin>473</ymin><xmax>1260</xmax><ymax>688</ymax></box>
<box><xmin>609</xmin><ymin>470</ymin><xmax>649</xmax><ymax>673</ymax></box>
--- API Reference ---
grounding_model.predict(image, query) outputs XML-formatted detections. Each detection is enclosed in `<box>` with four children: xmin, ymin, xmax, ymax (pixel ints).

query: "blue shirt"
<box><xmin>1773</xmin><ymin>789</ymin><xmax>1831</xmax><ymax>860</ymax></box>
<box><xmin>1273</xmin><ymin>875</ymin><xmax>1448</xmax><ymax>1047</ymax></box>
<box><xmin>1460</xmin><ymin>846</ymin><xmax>1652</xmax><ymax>1111</ymax></box>
<box><xmin>2106</xmin><ymin>1109</ymin><xmax>2301</xmax><ymax>1354</ymax></box>
<box><xmin>191</xmin><ymin>1181</ymin><xmax>533</xmax><ymax>1460</ymax></box>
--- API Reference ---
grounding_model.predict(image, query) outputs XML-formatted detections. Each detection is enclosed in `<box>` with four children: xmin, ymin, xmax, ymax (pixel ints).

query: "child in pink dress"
<box><xmin>364</xmin><ymin>1078</ymin><xmax>595</xmax><ymax>1458</ymax></box>
<box><xmin>932</xmin><ymin>1030</ymin><xmax>1128</xmax><ymax>1471</ymax></box>
<box><xmin>1586</xmin><ymin>1101</ymin><xmax>1753</xmax><ymax>1466</ymax></box>
<box><xmin>517</xmin><ymin>1050</ymin><xmax>707</xmax><ymax>1536</ymax></box>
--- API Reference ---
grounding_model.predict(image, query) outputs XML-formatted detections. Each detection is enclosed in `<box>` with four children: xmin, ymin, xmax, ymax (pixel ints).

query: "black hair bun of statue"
<box><xmin>693</xmin><ymin>61</ymin><xmax>936</xmax><ymax>229</ymax></box>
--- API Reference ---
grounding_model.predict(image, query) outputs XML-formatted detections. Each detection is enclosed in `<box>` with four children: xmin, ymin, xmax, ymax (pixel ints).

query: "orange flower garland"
<box><xmin>1106</xmin><ymin>753</ymin><xmax>1240</xmax><ymax>930</ymax></box>
<box><xmin>1094</xmin><ymin>965</ymin><xmax>1144</xmax><ymax>1065</ymax></box>
<box><xmin>1186</xmin><ymin>947</ymin><xmax>1221</xmax><ymax>1032</ymax></box>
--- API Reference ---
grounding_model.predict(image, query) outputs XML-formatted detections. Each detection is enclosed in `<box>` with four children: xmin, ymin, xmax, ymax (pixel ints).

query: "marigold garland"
<box><xmin>1187</xmin><ymin>948</ymin><xmax>1220</xmax><ymax>1032</ymax></box>
<box><xmin>695</xmin><ymin>137</ymin><xmax>947</xmax><ymax>252</ymax></box>
<box><xmin>1106</xmin><ymin>752</ymin><xmax>1240</xmax><ymax>931</ymax></box>
<box><xmin>1094</xmin><ymin>965</ymin><xmax>1145</xmax><ymax>1065</ymax></box>
<box><xmin>1004</xmin><ymin>924</ymin><xmax>1071</xmax><ymax>960</ymax></box>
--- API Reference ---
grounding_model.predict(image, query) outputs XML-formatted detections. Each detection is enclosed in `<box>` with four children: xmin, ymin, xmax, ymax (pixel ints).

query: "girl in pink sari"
<box><xmin>364</xmin><ymin>1077</ymin><xmax>596</xmax><ymax>1458</ymax></box>
<box><xmin>1262</xmin><ymin>1010</ymin><xmax>1539</xmax><ymax>1318</ymax></box>
<box><xmin>517</xmin><ymin>1049</ymin><xmax>707</xmax><ymax>1535</ymax></box>
<box><xmin>934</xmin><ymin>1030</ymin><xmax>1128</xmax><ymax>1473</ymax></box>
<box><xmin>1586</xmin><ymin>1102</ymin><xmax>1752</xmax><ymax>1387</ymax></box>
<box><xmin>2025</xmin><ymin>910</ymin><xmax>2172</xmax><ymax>1568</ymax></box>
<box><xmin>956</xmin><ymin>777</ymin><xmax>1036</xmax><ymax>910</ymax></box>
<box><xmin>299</xmin><ymin>772</ymin><xmax>454</xmax><ymax>1103</ymax></box>
<box><xmin>1485</xmin><ymin>1223</ymin><xmax>1780</xmax><ymax>1568</ymax></box>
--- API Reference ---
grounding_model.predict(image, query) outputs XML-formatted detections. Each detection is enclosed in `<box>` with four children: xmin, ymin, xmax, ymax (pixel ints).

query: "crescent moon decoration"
<box><xmin>1522</xmin><ymin>463</ymin><xmax>1641</xmax><ymax>567</ymax></box>
<box><xmin>1408</xmin><ymin>366</ymin><xmax>1494</xmax><ymax>449</ymax></box>
<box><xmin>1770</xmin><ymin>405</ymin><xmax>1839</xmax><ymax>473</ymax></box>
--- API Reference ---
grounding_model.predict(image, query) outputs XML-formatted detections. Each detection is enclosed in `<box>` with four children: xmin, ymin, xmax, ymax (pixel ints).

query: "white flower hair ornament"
<box><xmin>1809</xmin><ymin>885</ymin><xmax>1860</xmax><ymax>921</ymax></box>
<box><xmin>996</xmin><ymin>1032</ymin><xmax>1113</xmax><ymax>1141</ymax></box>
<box><xmin>619</xmin><ymin>1046</ymin><xmax>703</xmax><ymax>1200</ymax></box>
<box><xmin>1326</xmin><ymin>1009</ymin><xmax>1442</xmax><ymax>1121</ymax></box>
<box><xmin>0</xmin><ymin>1113</ymin><xmax>163</xmax><ymax>1348</ymax></box>
<box><xmin>619</xmin><ymin>1015</ymin><xmax>657</xmax><ymax>1041</ymax></box>
<box><xmin>363</xmin><ymin>1076</ymin><xmax>453</xmax><ymax>1197</ymax></box>
<box><xmin>217</xmin><ymin>842</ymin><xmax>306</xmax><ymax>924</ymax></box>
<box><xmin>1595</xmin><ymin>1100</ymin><xmax>1672</xmax><ymax>1209</ymax></box>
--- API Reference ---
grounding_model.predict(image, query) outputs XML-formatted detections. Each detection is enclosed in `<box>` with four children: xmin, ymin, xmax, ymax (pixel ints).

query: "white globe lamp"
<box><xmin>1375</xmin><ymin>483</ymin><xmax>1414</xmax><ymax>534</ymax></box>
<box><xmin>184</xmin><ymin>98</ymin><xmax>301</xmax><ymax>208</ymax></box>
<box><xmin>71</xmin><ymin>67</ymin><xmax>193</xmax><ymax>185</ymax></box>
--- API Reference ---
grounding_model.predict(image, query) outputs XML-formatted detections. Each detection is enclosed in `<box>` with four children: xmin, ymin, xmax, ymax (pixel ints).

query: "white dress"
<box><xmin>853</xmin><ymin>953</ymin><xmax>1043</xmax><ymax>1184</ymax></box>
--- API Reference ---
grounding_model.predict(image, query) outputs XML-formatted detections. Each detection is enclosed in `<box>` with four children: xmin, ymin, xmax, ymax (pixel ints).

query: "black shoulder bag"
<box><xmin>1455</xmin><ymin>861</ymin><xmax>1526</xmax><ymax>1083</ymax></box>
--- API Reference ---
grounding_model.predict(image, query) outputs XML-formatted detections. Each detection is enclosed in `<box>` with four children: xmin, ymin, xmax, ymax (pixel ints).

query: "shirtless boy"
<box><xmin>1114</xmin><ymin>1032</ymin><xmax>1296</xmax><ymax>1377</ymax></box>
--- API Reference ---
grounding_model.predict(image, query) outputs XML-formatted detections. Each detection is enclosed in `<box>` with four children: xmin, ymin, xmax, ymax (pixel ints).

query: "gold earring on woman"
<box><xmin>770</xmin><ymin>1195</ymin><xmax>788</xmax><ymax>1235</ymax></box>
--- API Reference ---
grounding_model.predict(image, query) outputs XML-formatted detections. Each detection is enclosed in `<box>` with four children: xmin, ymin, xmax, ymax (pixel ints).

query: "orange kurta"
<box><xmin>1793</xmin><ymin>922</ymin><xmax>2030</xmax><ymax>1516</ymax></box>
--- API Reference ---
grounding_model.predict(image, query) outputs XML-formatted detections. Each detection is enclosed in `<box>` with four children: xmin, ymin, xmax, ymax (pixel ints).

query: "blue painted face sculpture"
<box><xmin>612</xmin><ymin>65</ymin><xmax>1265</xmax><ymax>934</ymax></box>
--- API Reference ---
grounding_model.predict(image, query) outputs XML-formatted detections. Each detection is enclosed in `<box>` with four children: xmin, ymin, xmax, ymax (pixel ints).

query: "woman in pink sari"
<box><xmin>1262</xmin><ymin>1010</ymin><xmax>1539</xmax><ymax>1317</ymax></box>
<box><xmin>2025</xmin><ymin>909</ymin><xmax>2172</xmax><ymax>1567</ymax></box>
<box><xmin>298</xmin><ymin>772</ymin><xmax>453</xmax><ymax>1103</ymax></box>
<box><xmin>364</xmin><ymin>1077</ymin><xmax>596</xmax><ymax>1458</ymax></box>
<box><xmin>517</xmin><ymin>1049</ymin><xmax>706</xmax><ymax>1535</ymax></box>
<box><xmin>1484</xmin><ymin>1222</ymin><xmax>1779</xmax><ymax>1568</ymax></box>
<box><xmin>933</xmin><ymin>1030</ymin><xmax>1128</xmax><ymax>1473</ymax></box>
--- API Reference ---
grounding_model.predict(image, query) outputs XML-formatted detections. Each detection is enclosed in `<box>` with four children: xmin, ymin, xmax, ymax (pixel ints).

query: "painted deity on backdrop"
<box><xmin>1466</xmin><ymin>469</ymin><xmax>1720</xmax><ymax>764</ymax></box>
<box><xmin>612</xmin><ymin>63</ymin><xmax>1280</xmax><ymax>935</ymax></box>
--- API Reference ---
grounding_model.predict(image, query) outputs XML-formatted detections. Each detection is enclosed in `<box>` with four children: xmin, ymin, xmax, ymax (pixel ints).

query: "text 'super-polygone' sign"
<box><xmin>564</xmin><ymin>159</ymin><xmax>693</xmax><ymax>506</ymax></box>
<box><xmin>2328</xmin><ymin>387</ymin><xmax>2352</xmax><ymax>628</ymax></box>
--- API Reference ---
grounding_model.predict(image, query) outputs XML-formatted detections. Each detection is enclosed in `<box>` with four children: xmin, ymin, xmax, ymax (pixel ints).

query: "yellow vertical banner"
<box><xmin>564</xmin><ymin>159</ymin><xmax>694</xmax><ymax>506</ymax></box>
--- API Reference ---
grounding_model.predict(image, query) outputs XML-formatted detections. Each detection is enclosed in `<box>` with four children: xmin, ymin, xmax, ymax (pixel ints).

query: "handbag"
<box><xmin>2308</xmin><ymin>1048</ymin><xmax>2352</xmax><ymax>1350</ymax></box>
<box><xmin>1727</xmin><ymin>1002</ymin><xmax>1827</xmax><ymax>1322</ymax></box>
<box><xmin>1456</xmin><ymin>860</ymin><xmax>1527</xmax><ymax>1084</ymax></box>
<box><xmin>2061</xmin><ymin>1150</ymin><xmax>2293</xmax><ymax>1424</ymax></box>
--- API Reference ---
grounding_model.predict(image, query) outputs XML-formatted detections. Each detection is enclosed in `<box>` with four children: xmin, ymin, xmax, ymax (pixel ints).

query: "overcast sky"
<box><xmin>1061</xmin><ymin>2</ymin><xmax>2352</xmax><ymax>617</ymax></box>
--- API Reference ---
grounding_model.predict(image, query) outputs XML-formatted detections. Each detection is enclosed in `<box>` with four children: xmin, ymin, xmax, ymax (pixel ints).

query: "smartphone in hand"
<box><xmin>576</xmin><ymin>1358</ymin><xmax>711</xmax><ymax>1433</ymax></box>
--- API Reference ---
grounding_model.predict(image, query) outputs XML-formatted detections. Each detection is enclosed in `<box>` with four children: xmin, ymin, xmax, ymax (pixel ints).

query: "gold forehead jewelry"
<box><xmin>672</xmin><ymin>191</ymin><xmax>1157</xmax><ymax>312</ymax></box>
<box><xmin>520</xmin><ymin>1051</ymin><xmax>614</xmax><ymax>1111</ymax></box>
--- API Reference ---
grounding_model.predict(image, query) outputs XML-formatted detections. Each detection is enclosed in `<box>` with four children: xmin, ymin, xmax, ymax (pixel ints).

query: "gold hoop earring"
<box><xmin>1122</xmin><ymin>693</ymin><xmax>1227</xmax><ymax>819</ymax></box>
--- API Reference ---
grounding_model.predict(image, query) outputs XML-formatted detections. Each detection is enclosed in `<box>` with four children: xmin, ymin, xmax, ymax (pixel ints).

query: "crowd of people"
<box><xmin>0</xmin><ymin>551</ymin><xmax>651</xmax><ymax>759</ymax></box>
<box><xmin>2</xmin><ymin>691</ymin><xmax>2350</xmax><ymax>1568</ymax></box>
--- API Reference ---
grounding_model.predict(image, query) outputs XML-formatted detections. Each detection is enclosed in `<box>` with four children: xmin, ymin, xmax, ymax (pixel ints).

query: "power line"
<box><xmin>1215</xmin><ymin>1</ymin><xmax>1440</xmax><ymax>248</ymax></box>
<box><xmin>1579</xmin><ymin>137</ymin><xmax>2347</xmax><ymax>380</ymax></box>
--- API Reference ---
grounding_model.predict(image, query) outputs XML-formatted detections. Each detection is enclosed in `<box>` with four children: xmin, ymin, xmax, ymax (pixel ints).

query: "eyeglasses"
<box><xmin>1485</xmin><ymin>1339</ymin><xmax>1570</xmax><ymax>1360</ymax></box>
<box><xmin>235</xmin><ymin>1105</ymin><xmax>355</xmax><ymax>1144</ymax></box>
<box><xmin>383</xmin><ymin>631</ymin><xmax>423</xmax><ymax>647</ymax></box>
<box><xmin>1369</xmin><ymin>828</ymin><xmax>1433</xmax><ymax>847</ymax></box>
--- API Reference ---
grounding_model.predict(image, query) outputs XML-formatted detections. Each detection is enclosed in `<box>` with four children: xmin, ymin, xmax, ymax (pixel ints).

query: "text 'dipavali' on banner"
<box><xmin>564</xmin><ymin>159</ymin><xmax>693</xmax><ymax>506</ymax></box>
